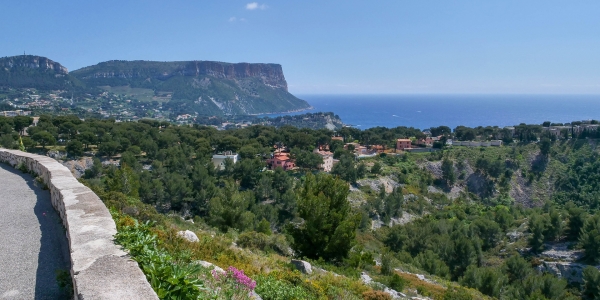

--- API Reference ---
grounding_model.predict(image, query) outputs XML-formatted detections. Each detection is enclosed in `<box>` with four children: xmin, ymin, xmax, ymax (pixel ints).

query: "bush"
<box><xmin>362</xmin><ymin>290</ymin><xmax>392</xmax><ymax>300</ymax></box>
<box><xmin>255</xmin><ymin>274</ymin><xmax>311</xmax><ymax>300</ymax></box>
<box><xmin>387</xmin><ymin>274</ymin><xmax>406</xmax><ymax>292</ymax></box>
<box><xmin>237</xmin><ymin>231</ymin><xmax>292</xmax><ymax>256</ymax></box>
<box><xmin>443</xmin><ymin>287</ymin><xmax>473</xmax><ymax>300</ymax></box>
<box><xmin>113</xmin><ymin>213</ymin><xmax>205</xmax><ymax>299</ymax></box>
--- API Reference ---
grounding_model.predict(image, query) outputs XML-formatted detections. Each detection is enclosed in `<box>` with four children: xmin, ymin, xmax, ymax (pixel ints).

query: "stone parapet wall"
<box><xmin>0</xmin><ymin>149</ymin><xmax>158</xmax><ymax>300</ymax></box>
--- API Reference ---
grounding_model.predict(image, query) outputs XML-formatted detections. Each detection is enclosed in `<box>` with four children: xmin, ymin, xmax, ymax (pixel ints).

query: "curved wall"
<box><xmin>0</xmin><ymin>149</ymin><xmax>157</xmax><ymax>300</ymax></box>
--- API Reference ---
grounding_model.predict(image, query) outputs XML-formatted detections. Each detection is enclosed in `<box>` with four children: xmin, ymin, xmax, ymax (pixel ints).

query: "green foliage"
<box><xmin>254</xmin><ymin>274</ymin><xmax>311</xmax><ymax>300</ymax></box>
<box><xmin>442</xmin><ymin>287</ymin><xmax>473</xmax><ymax>300</ymax></box>
<box><xmin>292</xmin><ymin>149</ymin><xmax>322</xmax><ymax>170</ymax></box>
<box><xmin>441</xmin><ymin>158</ymin><xmax>455</xmax><ymax>186</ymax></box>
<box><xmin>459</xmin><ymin>265</ymin><xmax>506</xmax><ymax>298</ymax></box>
<box><xmin>288</xmin><ymin>173</ymin><xmax>360</xmax><ymax>261</ymax></box>
<box><xmin>386</xmin><ymin>274</ymin><xmax>406</xmax><ymax>292</ymax></box>
<box><xmin>528</xmin><ymin>214</ymin><xmax>546</xmax><ymax>254</ymax></box>
<box><xmin>113</xmin><ymin>215</ymin><xmax>205</xmax><ymax>299</ymax></box>
<box><xmin>66</xmin><ymin>140</ymin><xmax>84</xmax><ymax>157</ymax></box>
<box><xmin>106</xmin><ymin>164</ymin><xmax>140</xmax><ymax>198</ymax></box>
<box><xmin>583</xmin><ymin>266</ymin><xmax>600</xmax><ymax>300</ymax></box>
<box><xmin>580</xmin><ymin>215</ymin><xmax>600</xmax><ymax>263</ymax></box>
<box><xmin>31</xmin><ymin>130</ymin><xmax>56</xmax><ymax>149</ymax></box>
<box><xmin>208</xmin><ymin>182</ymin><xmax>255</xmax><ymax>232</ymax></box>
<box><xmin>370</xmin><ymin>162</ymin><xmax>382</xmax><ymax>175</ymax></box>
<box><xmin>380</xmin><ymin>249</ymin><xmax>395</xmax><ymax>275</ymax></box>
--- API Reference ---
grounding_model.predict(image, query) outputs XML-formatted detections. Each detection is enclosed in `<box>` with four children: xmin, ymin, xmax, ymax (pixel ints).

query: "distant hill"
<box><xmin>70</xmin><ymin>60</ymin><xmax>310</xmax><ymax>115</ymax></box>
<box><xmin>0</xmin><ymin>55</ymin><xmax>84</xmax><ymax>90</ymax></box>
<box><xmin>0</xmin><ymin>55</ymin><xmax>311</xmax><ymax>116</ymax></box>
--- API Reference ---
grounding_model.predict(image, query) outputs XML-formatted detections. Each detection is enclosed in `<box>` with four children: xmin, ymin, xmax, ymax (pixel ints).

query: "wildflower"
<box><xmin>227</xmin><ymin>266</ymin><xmax>256</xmax><ymax>291</ymax></box>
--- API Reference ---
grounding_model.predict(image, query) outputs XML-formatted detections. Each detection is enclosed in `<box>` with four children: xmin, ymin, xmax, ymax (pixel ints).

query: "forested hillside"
<box><xmin>1</xmin><ymin>115</ymin><xmax>600</xmax><ymax>299</ymax></box>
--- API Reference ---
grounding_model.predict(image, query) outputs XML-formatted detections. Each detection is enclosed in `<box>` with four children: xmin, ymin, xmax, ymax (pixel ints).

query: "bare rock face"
<box><xmin>537</xmin><ymin>261</ymin><xmax>588</xmax><ymax>283</ymax></box>
<box><xmin>291</xmin><ymin>259</ymin><xmax>313</xmax><ymax>274</ymax></box>
<box><xmin>177</xmin><ymin>230</ymin><xmax>199</xmax><ymax>242</ymax></box>
<box><xmin>0</xmin><ymin>55</ymin><xmax>68</xmax><ymax>74</ymax></box>
<box><xmin>62</xmin><ymin>157</ymin><xmax>94</xmax><ymax>178</ymax></box>
<box><xmin>196</xmin><ymin>260</ymin><xmax>225</xmax><ymax>274</ymax></box>
<box><xmin>73</xmin><ymin>60</ymin><xmax>289</xmax><ymax>91</ymax></box>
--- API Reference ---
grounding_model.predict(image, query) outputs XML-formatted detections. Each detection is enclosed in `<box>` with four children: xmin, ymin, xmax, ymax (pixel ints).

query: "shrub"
<box><xmin>443</xmin><ymin>287</ymin><xmax>473</xmax><ymax>300</ymax></box>
<box><xmin>113</xmin><ymin>212</ymin><xmax>205</xmax><ymax>299</ymax></box>
<box><xmin>362</xmin><ymin>290</ymin><xmax>392</xmax><ymax>300</ymax></box>
<box><xmin>237</xmin><ymin>231</ymin><xmax>292</xmax><ymax>256</ymax></box>
<box><xmin>255</xmin><ymin>274</ymin><xmax>311</xmax><ymax>300</ymax></box>
<box><xmin>387</xmin><ymin>274</ymin><xmax>406</xmax><ymax>292</ymax></box>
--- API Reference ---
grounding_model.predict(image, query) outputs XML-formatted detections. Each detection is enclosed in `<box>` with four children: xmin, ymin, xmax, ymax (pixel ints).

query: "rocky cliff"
<box><xmin>72</xmin><ymin>60</ymin><xmax>288</xmax><ymax>91</ymax></box>
<box><xmin>0</xmin><ymin>55</ymin><xmax>68</xmax><ymax>74</ymax></box>
<box><xmin>0</xmin><ymin>55</ymin><xmax>79</xmax><ymax>90</ymax></box>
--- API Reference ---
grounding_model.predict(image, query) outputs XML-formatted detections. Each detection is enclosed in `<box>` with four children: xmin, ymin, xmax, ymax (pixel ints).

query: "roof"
<box><xmin>397</xmin><ymin>139</ymin><xmax>411</xmax><ymax>142</ymax></box>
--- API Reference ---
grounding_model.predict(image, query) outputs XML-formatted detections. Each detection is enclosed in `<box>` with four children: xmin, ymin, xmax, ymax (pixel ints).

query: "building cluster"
<box><xmin>1</xmin><ymin>110</ymin><xmax>32</xmax><ymax>117</ymax></box>
<box><xmin>541</xmin><ymin>124</ymin><xmax>599</xmax><ymax>138</ymax></box>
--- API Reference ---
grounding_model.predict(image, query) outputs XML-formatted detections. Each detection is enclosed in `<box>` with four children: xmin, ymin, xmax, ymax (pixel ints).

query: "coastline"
<box><xmin>248</xmin><ymin>105</ymin><xmax>315</xmax><ymax>116</ymax></box>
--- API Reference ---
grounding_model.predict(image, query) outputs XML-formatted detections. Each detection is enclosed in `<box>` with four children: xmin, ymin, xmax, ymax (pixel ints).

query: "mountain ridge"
<box><xmin>0</xmin><ymin>55</ymin><xmax>310</xmax><ymax>116</ymax></box>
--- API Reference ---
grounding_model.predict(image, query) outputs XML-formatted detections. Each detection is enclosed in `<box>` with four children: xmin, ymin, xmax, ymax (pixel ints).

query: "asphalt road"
<box><xmin>0</xmin><ymin>164</ymin><xmax>70</xmax><ymax>299</ymax></box>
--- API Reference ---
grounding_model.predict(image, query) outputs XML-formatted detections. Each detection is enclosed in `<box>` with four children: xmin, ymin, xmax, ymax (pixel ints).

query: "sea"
<box><xmin>263</xmin><ymin>94</ymin><xmax>600</xmax><ymax>130</ymax></box>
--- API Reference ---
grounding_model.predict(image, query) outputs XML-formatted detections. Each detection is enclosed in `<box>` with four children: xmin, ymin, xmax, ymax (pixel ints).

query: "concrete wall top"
<box><xmin>0</xmin><ymin>149</ymin><xmax>158</xmax><ymax>300</ymax></box>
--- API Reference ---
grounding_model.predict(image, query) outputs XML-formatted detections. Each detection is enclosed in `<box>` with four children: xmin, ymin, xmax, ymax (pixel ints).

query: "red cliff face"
<box><xmin>0</xmin><ymin>55</ymin><xmax>68</xmax><ymax>74</ymax></box>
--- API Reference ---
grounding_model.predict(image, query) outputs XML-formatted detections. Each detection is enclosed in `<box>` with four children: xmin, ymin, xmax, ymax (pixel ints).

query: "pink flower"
<box><xmin>227</xmin><ymin>266</ymin><xmax>256</xmax><ymax>291</ymax></box>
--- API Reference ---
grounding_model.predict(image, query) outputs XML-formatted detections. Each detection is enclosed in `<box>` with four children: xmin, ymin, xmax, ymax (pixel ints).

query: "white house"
<box><xmin>212</xmin><ymin>152</ymin><xmax>239</xmax><ymax>170</ymax></box>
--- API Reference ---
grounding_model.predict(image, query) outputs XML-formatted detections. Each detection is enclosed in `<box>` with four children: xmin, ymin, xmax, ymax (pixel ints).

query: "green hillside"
<box><xmin>71</xmin><ymin>60</ymin><xmax>311</xmax><ymax>115</ymax></box>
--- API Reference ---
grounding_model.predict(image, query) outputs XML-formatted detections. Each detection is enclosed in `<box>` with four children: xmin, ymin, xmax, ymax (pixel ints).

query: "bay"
<box><xmin>270</xmin><ymin>94</ymin><xmax>600</xmax><ymax>130</ymax></box>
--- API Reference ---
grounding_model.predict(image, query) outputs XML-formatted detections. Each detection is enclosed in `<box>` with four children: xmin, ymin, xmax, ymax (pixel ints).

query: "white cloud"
<box><xmin>246</xmin><ymin>2</ymin><xmax>268</xmax><ymax>10</ymax></box>
<box><xmin>228</xmin><ymin>17</ymin><xmax>237</xmax><ymax>22</ymax></box>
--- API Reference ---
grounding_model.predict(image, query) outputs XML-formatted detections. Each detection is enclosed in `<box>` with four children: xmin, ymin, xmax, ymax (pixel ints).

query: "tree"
<box><xmin>106</xmin><ymin>164</ymin><xmax>140</xmax><ymax>198</ymax></box>
<box><xmin>31</xmin><ymin>131</ymin><xmax>56</xmax><ymax>149</ymax></box>
<box><xmin>503</xmin><ymin>255</ymin><xmax>531</xmax><ymax>284</ymax></box>
<box><xmin>292</xmin><ymin>149</ymin><xmax>322</xmax><ymax>170</ymax></box>
<box><xmin>99</xmin><ymin>141</ymin><xmax>120</xmax><ymax>157</ymax></box>
<box><xmin>529</xmin><ymin>214</ymin><xmax>546</xmax><ymax>254</ymax></box>
<box><xmin>0</xmin><ymin>134</ymin><xmax>15</xmax><ymax>149</ymax></box>
<box><xmin>441</xmin><ymin>158</ymin><xmax>455</xmax><ymax>186</ymax></box>
<box><xmin>208</xmin><ymin>182</ymin><xmax>255</xmax><ymax>232</ymax></box>
<box><xmin>217</xmin><ymin>135</ymin><xmax>241</xmax><ymax>152</ymax></box>
<box><xmin>567</xmin><ymin>204</ymin><xmax>587</xmax><ymax>241</ymax></box>
<box><xmin>580</xmin><ymin>215</ymin><xmax>600</xmax><ymax>263</ymax></box>
<box><xmin>583</xmin><ymin>266</ymin><xmax>600</xmax><ymax>300</ymax></box>
<box><xmin>77</xmin><ymin>131</ymin><xmax>97</xmax><ymax>150</ymax></box>
<box><xmin>66</xmin><ymin>140</ymin><xmax>84</xmax><ymax>157</ymax></box>
<box><xmin>371</xmin><ymin>162</ymin><xmax>382</xmax><ymax>175</ymax></box>
<box><xmin>12</xmin><ymin>116</ymin><xmax>32</xmax><ymax>135</ymax></box>
<box><xmin>539</xmin><ymin>137</ymin><xmax>552</xmax><ymax>157</ymax></box>
<box><xmin>287</xmin><ymin>173</ymin><xmax>360</xmax><ymax>261</ymax></box>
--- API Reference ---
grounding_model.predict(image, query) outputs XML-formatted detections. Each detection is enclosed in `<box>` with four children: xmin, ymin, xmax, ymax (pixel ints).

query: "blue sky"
<box><xmin>2</xmin><ymin>1</ymin><xmax>600</xmax><ymax>94</ymax></box>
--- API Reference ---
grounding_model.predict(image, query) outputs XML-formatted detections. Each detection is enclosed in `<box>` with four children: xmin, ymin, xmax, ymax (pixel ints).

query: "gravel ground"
<box><xmin>0</xmin><ymin>164</ymin><xmax>70</xmax><ymax>299</ymax></box>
